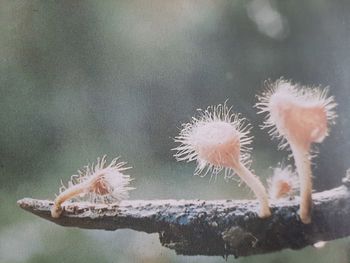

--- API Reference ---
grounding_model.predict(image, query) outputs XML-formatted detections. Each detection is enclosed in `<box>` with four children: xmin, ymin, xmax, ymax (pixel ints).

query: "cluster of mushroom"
<box><xmin>174</xmin><ymin>78</ymin><xmax>336</xmax><ymax>223</ymax></box>
<box><xmin>50</xmin><ymin>78</ymin><xmax>337</xmax><ymax>224</ymax></box>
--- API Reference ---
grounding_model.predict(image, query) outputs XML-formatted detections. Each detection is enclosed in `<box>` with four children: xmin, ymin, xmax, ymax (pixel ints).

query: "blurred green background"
<box><xmin>1</xmin><ymin>0</ymin><xmax>350</xmax><ymax>262</ymax></box>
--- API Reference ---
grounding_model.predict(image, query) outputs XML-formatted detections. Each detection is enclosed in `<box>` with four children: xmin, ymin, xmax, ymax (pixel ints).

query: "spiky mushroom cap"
<box><xmin>174</xmin><ymin>103</ymin><xmax>252</xmax><ymax>178</ymax></box>
<box><xmin>256</xmin><ymin>79</ymin><xmax>337</xmax><ymax>150</ymax></box>
<box><xmin>191</xmin><ymin>121</ymin><xmax>241</xmax><ymax>167</ymax></box>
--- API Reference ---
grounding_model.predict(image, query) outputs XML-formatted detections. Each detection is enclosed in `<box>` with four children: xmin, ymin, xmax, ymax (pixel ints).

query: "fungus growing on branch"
<box><xmin>268</xmin><ymin>165</ymin><xmax>299</xmax><ymax>200</ymax></box>
<box><xmin>256</xmin><ymin>79</ymin><xmax>337</xmax><ymax>223</ymax></box>
<box><xmin>174</xmin><ymin>103</ymin><xmax>271</xmax><ymax>218</ymax></box>
<box><xmin>51</xmin><ymin>156</ymin><xmax>134</xmax><ymax>218</ymax></box>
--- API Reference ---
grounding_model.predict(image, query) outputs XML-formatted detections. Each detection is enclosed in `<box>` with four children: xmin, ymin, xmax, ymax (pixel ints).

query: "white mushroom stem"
<box><xmin>51</xmin><ymin>182</ymin><xmax>88</xmax><ymax>218</ymax></box>
<box><xmin>233</xmin><ymin>162</ymin><xmax>271</xmax><ymax>218</ymax></box>
<box><xmin>290</xmin><ymin>143</ymin><xmax>313</xmax><ymax>224</ymax></box>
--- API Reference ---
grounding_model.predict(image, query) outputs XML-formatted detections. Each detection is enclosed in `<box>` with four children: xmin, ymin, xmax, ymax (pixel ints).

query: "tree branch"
<box><xmin>18</xmin><ymin>175</ymin><xmax>350</xmax><ymax>258</ymax></box>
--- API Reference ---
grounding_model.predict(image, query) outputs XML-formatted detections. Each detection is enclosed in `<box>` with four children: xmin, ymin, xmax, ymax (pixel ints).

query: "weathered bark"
<box><xmin>17</xmin><ymin>175</ymin><xmax>350</xmax><ymax>258</ymax></box>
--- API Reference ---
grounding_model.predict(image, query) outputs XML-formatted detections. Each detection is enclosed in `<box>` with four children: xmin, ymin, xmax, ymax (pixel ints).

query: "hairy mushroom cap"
<box><xmin>173</xmin><ymin>103</ymin><xmax>252</xmax><ymax>179</ymax></box>
<box><xmin>256</xmin><ymin>78</ymin><xmax>337</xmax><ymax>150</ymax></box>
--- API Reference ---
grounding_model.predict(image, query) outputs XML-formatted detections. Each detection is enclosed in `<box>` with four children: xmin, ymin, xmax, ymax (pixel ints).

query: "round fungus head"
<box><xmin>256</xmin><ymin>78</ymin><xmax>337</xmax><ymax>150</ymax></box>
<box><xmin>174</xmin><ymin>103</ymin><xmax>252</xmax><ymax>178</ymax></box>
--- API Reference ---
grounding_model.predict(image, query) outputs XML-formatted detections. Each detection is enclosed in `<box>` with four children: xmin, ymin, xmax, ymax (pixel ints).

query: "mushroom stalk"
<box><xmin>51</xmin><ymin>182</ymin><xmax>88</xmax><ymax>218</ymax></box>
<box><xmin>233</xmin><ymin>162</ymin><xmax>271</xmax><ymax>218</ymax></box>
<box><xmin>290</xmin><ymin>143</ymin><xmax>312</xmax><ymax>224</ymax></box>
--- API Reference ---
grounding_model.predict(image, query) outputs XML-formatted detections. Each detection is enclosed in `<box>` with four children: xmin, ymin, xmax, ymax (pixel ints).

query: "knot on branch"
<box><xmin>222</xmin><ymin>226</ymin><xmax>258</xmax><ymax>252</ymax></box>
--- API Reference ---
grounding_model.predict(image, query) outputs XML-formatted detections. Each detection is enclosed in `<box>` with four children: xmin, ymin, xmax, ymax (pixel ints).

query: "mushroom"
<box><xmin>267</xmin><ymin>165</ymin><xmax>299</xmax><ymax>200</ymax></box>
<box><xmin>256</xmin><ymin>79</ymin><xmax>337</xmax><ymax>223</ymax></box>
<box><xmin>51</xmin><ymin>156</ymin><xmax>134</xmax><ymax>218</ymax></box>
<box><xmin>174</xmin><ymin>103</ymin><xmax>271</xmax><ymax>218</ymax></box>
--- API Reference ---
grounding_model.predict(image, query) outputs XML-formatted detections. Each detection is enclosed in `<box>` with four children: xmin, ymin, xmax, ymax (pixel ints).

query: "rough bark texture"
<box><xmin>18</xmin><ymin>175</ymin><xmax>350</xmax><ymax>258</ymax></box>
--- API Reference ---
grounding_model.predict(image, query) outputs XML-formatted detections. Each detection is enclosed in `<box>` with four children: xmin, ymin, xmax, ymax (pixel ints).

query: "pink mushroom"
<box><xmin>256</xmin><ymin>79</ymin><xmax>337</xmax><ymax>223</ymax></box>
<box><xmin>174</xmin><ymin>103</ymin><xmax>271</xmax><ymax>218</ymax></box>
<box><xmin>51</xmin><ymin>156</ymin><xmax>134</xmax><ymax>218</ymax></box>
